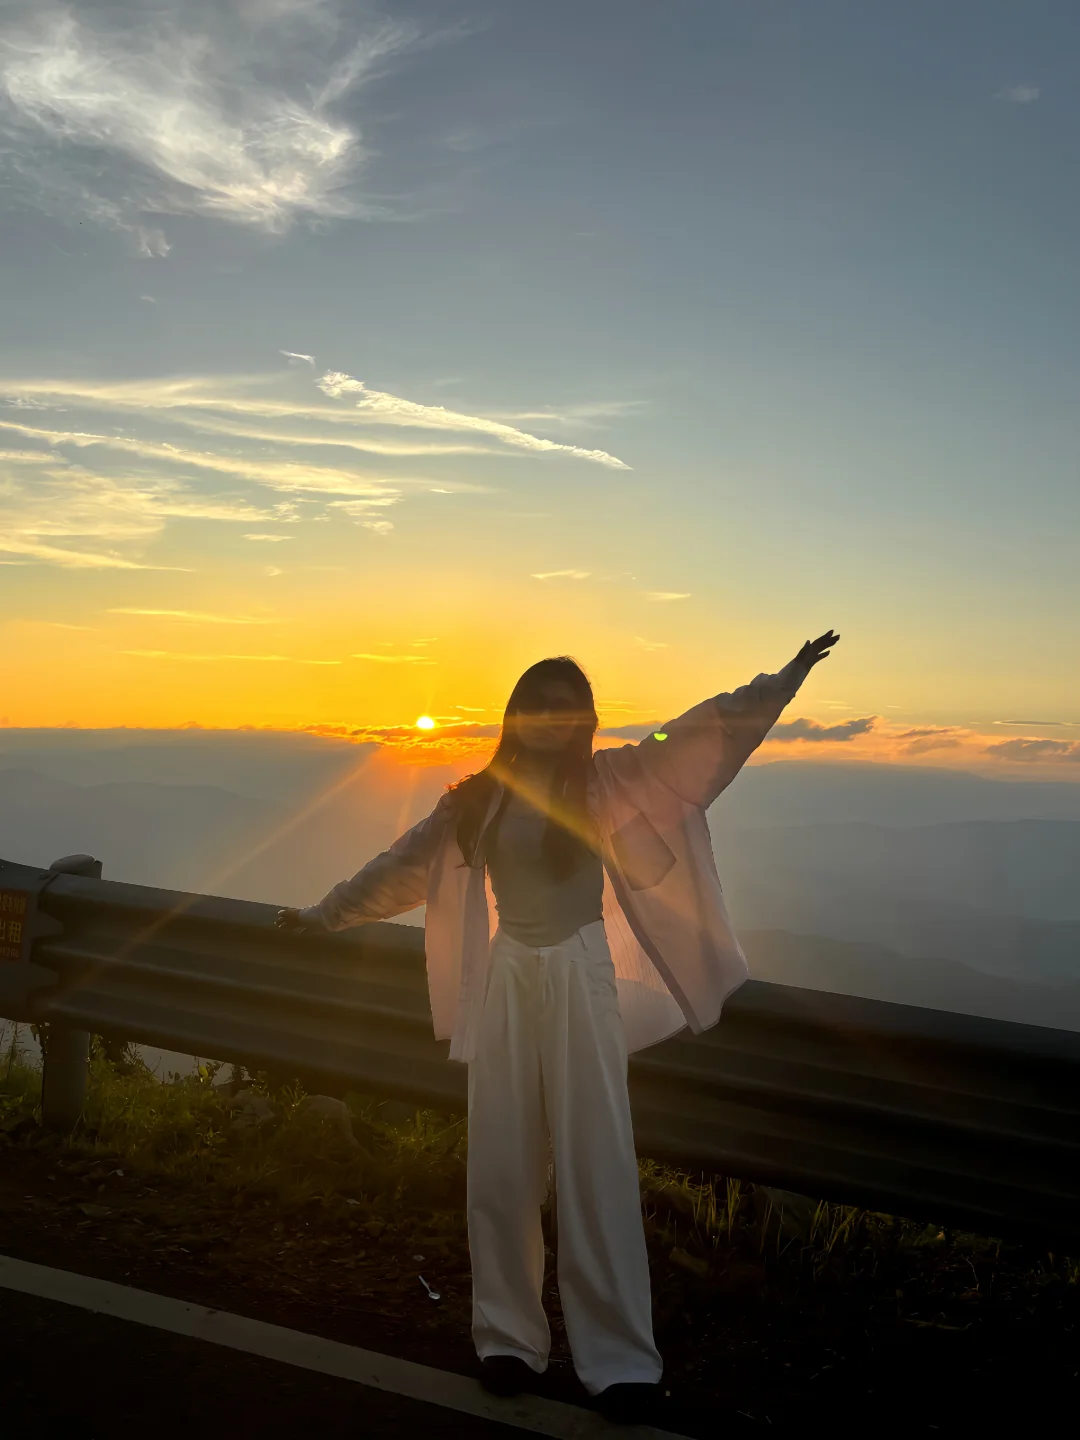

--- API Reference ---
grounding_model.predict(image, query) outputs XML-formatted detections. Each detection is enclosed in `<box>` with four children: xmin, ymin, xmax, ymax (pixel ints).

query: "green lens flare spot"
<box><xmin>653</xmin><ymin>732</ymin><xmax>668</xmax><ymax>741</ymax></box>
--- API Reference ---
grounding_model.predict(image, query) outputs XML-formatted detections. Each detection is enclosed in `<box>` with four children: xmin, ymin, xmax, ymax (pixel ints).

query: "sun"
<box><xmin>415</xmin><ymin>715</ymin><xmax>436</xmax><ymax>730</ymax></box>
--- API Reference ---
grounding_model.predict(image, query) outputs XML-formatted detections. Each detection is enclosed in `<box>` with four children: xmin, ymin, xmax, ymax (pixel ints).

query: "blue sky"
<box><xmin>1</xmin><ymin>0</ymin><xmax>1078</xmax><ymax>760</ymax></box>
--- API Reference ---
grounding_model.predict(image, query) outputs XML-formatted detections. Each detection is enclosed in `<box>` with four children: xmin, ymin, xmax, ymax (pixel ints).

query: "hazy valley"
<box><xmin>3</xmin><ymin>733</ymin><xmax>1079</xmax><ymax>1032</ymax></box>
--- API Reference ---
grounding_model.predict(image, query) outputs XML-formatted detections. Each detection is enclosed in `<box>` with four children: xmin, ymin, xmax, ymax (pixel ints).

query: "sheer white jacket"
<box><xmin>300</xmin><ymin>656</ymin><xmax>812</xmax><ymax>1063</ymax></box>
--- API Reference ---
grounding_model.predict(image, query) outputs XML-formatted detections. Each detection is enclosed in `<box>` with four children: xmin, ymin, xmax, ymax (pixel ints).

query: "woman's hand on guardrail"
<box><xmin>275</xmin><ymin>907</ymin><xmax>307</xmax><ymax>933</ymax></box>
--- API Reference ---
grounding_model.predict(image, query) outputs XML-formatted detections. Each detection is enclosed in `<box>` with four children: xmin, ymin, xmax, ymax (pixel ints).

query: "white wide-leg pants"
<box><xmin>467</xmin><ymin>920</ymin><xmax>663</xmax><ymax>1396</ymax></box>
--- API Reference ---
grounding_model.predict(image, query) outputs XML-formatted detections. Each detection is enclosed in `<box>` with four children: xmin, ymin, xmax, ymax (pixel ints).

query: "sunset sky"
<box><xmin>2</xmin><ymin>0</ymin><xmax>1078</xmax><ymax>774</ymax></box>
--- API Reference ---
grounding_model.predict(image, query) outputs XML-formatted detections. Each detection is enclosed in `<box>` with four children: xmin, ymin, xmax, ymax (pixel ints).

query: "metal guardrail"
<box><xmin>2</xmin><ymin>856</ymin><xmax>1079</xmax><ymax>1250</ymax></box>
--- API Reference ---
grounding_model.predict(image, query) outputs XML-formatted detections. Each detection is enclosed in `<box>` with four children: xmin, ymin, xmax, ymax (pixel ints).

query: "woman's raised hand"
<box><xmin>796</xmin><ymin>630</ymin><xmax>840</xmax><ymax>669</ymax></box>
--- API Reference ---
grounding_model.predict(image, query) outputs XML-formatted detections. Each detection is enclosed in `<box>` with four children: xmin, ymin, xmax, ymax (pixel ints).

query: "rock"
<box><xmin>759</xmin><ymin>1186</ymin><xmax>818</xmax><ymax>1240</ymax></box>
<box><xmin>376</xmin><ymin>1099</ymin><xmax>421</xmax><ymax>1127</ymax></box>
<box><xmin>275</xmin><ymin>1094</ymin><xmax>373</xmax><ymax>1161</ymax></box>
<box><xmin>653</xmin><ymin>1185</ymin><xmax>697</xmax><ymax>1218</ymax></box>
<box><xmin>294</xmin><ymin>1095</ymin><xmax>361</xmax><ymax>1150</ymax></box>
<box><xmin>668</xmin><ymin>1246</ymin><xmax>710</xmax><ymax>1277</ymax></box>
<box><xmin>0</xmin><ymin>1115</ymin><xmax>40</xmax><ymax>1144</ymax></box>
<box><xmin>227</xmin><ymin>1089</ymin><xmax>275</xmax><ymax>1131</ymax></box>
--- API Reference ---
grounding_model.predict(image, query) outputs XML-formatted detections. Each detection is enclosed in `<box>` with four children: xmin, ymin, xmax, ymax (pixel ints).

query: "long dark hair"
<box><xmin>452</xmin><ymin>656</ymin><xmax>599</xmax><ymax>877</ymax></box>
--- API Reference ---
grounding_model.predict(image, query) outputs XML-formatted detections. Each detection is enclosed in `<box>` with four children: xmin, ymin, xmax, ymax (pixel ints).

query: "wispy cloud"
<box><xmin>23</xmin><ymin>621</ymin><xmax>96</xmax><ymax>631</ymax></box>
<box><xmin>634</xmin><ymin>637</ymin><xmax>668</xmax><ymax>651</ymax></box>
<box><xmin>280</xmin><ymin>351</ymin><xmax>316</xmax><ymax>365</ymax></box>
<box><xmin>0</xmin><ymin>376</ymin><xmax>589</xmax><ymax>459</ymax></box>
<box><xmin>123</xmin><ymin>650</ymin><xmax>339</xmax><ymax>665</ymax></box>
<box><xmin>0</xmin><ymin>1</ymin><xmax>422</xmax><ymax>249</ymax></box>
<box><xmin>985</xmin><ymin>737</ymin><xmax>1080</xmax><ymax>763</ymax></box>
<box><xmin>261</xmin><ymin>715</ymin><xmax>1080</xmax><ymax>773</ymax></box>
<box><xmin>531</xmin><ymin>569</ymin><xmax>591</xmax><ymax>581</ymax></box>
<box><xmin>317</xmin><ymin>372</ymin><xmax>631</xmax><ymax>468</ymax></box>
<box><xmin>326</xmin><ymin>498</ymin><xmax>398</xmax><ymax>515</ymax></box>
<box><xmin>196</xmin><ymin>421</ymin><xmax>485</xmax><ymax>459</ymax></box>
<box><xmin>488</xmin><ymin>400</ymin><xmax>647</xmax><ymax>429</ymax></box>
<box><xmin>893</xmin><ymin>725</ymin><xmax>968</xmax><ymax>756</ymax></box>
<box><xmin>108</xmin><ymin>608</ymin><xmax>275</xmax><ymax>625</ymax></box>
<box><xmin>997</xmin><ymin>84</ymin><xmax>1040</xmax><ymax>103</ymax></box>
<box><xmin>769</xmin><ymin>717</ymin><xmax>876</xmax><ymax>743</ymax></box>
<box><xmin>0</xmin><ymin>368</ymin><xmax>617</xmax><ymax>570</ymax></box>
<box><xmin>643</xmin><ymin>591</ymin><xmax>690</xmax><ymax>602</ymax></box>
<box><xmin>0</xmin><ymin>416</ymin><xmax>407</xmax><ymax>499</ymax></box>
<box><xmin>331</xmin><ymin>720</ymin><xmax>501</xmax><ymax>766</ymax></box>
<box><xmin>0</xmin><ymin>456</ymin><xmax>275</xmax><ymax>570</ymax></box>
<box><xmin>0</xmin><ymin>537</ymin><xmax>187</xmax><ymax>570</ymax></box>
<box><xmin>352</xmin><ymin>652</ymin><xmax>435</xmax><ymax>665</ymax></box>
<box><xmin>0</xmin><ymin>447</ymin><xmax>55</xmax><ymax>464</ymax></box>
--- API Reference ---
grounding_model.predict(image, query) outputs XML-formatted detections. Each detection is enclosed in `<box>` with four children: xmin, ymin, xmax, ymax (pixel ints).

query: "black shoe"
<box><xmin>479</xmin><ymin>1355</ymin><xmax>533</xmax><ymax>1397</ymax></box>
<box><xmin>596</xmin><ymin>1382</ymin><xmax>662</xmax><ymax>1424</ymax></box>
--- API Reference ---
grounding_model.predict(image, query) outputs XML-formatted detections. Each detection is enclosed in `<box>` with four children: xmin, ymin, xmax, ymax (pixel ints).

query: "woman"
<box><xmin>277</xmin><ymin>630</ymin><xmax>838</xmax><ymax>1421</ymax></box>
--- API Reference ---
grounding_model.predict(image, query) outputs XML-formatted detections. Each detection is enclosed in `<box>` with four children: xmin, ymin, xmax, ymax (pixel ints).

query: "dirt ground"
<box><xmin>1</xmin><ymin>1128</ymin><xmax>1077</xmax><ymax>1434</ymax></box>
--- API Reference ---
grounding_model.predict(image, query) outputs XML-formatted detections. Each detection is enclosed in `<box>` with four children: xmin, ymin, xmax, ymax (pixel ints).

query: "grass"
<box><xmin>3</xmin><ymin>1020</ymin><xmax>1078</xmax><ymax>1426</ymax></box>
<box><xmin>1</xmin><ymin>1026</ymin><xmax>468</xmax><ymax>1218</ymax></box>
<box><xmin>4</xmin><ymin>1022</ymin><xmax>1076</xmax><ymax>1287</ymax></box>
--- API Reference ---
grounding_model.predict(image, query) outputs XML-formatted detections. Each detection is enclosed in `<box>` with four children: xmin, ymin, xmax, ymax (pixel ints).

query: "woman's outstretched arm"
<box><xmin>599</xmin><ymin>630</ymin><xmax>839</xmax><ymax>809</ymax></box>
<box><xmin>275</xmin><ymin>791</ymin><xmax>456</xmax><ymax>934</ymax></box>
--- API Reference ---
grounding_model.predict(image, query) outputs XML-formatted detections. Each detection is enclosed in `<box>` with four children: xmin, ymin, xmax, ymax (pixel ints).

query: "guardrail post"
<box><xmin>39</xmin><ymin>854</ymin><xmax>101</xmax><ymax>1132</ymax></box>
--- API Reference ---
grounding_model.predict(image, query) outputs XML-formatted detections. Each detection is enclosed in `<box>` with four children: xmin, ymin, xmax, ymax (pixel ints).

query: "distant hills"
<box><xmin>2</xmin><ymin>735</ymin><xmax>1079</xmax><ymax>1028</ymax></box>
<box><xmin>0</xmin><ymin>766</ymin><xmax>272</xmax><ymax>894</ymax></box>
<box><xmin>0</xmin><ymin>756</ymin><xmax>448</xmax><ymax>905</ymax></box>
<box><xmin>714</xmin><ymin>820</ymin><xmax>1080</xmax><ymax>987</ymax></box>
<box><xmin>6</xmin><ymin>735</ymin><xmax>1080</xmax><ymax>825</ymax></box>
<box><xmin>740</xmin><ymin>929</ymin><xmax>1080</xmax><ymax>1031</ymax></box>
<box><xmin>714</xmin><ymin>760</ymin><xmax>1080</xmax><ymax>827</ymax></box>
<box><xmin>716</xmin><ymin>819</ymin><xmax>1080</xmax><ymax>920</ymax></box>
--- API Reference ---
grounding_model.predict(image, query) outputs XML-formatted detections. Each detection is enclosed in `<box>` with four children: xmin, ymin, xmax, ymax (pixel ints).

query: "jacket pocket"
<box><xmin>577</xmin><ymin>924</ymin><xmax>620</xmax><ymax>1010</ymax></box>
<box><xmin>609</xmin><ymin>809</ymin><xmax>677</xmax><ymax>892</ymax></box>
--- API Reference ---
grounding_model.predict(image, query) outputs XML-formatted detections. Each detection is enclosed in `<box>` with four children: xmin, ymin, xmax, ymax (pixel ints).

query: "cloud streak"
<box><xmin>108</xmin><ymin>608</ymin><xmax>276</xmax><ymax>625</ymax></box>
<box><xmin>0</xmin><ymin>455</ymin><xmax>277</xmax><ymax>567</ymax></box>
<box><xmin>2</xmin><ymin>375</ymin><xmax>625</xmax><ymax>463</ymax></box>
<box><xmin>317</xmin><ymin>371</ymin><xmax>631</xmax><ymax>468</ymax></box>
<box><xmin>123</xmin><ymin>650</ymin><xmax>339</xmax><ymax>665</ymax></box>
<box><xmin>993</xmin><ymin>719</ymin><xmax>1074</xmax><ymax>727</ymax></box>
<box><xmin>769</xmin><ymin>717</ymin><xmax>877</xmax><ymax>743</ymax></box>
<box><xmin>0</xmin><ymin>366</ymin><xmax>631</xmax><ymax>573</ymax></box>
<box><xmin>0</xmin><ymin>1</ymin><xmax>421</xmax><ymax>247</ymax></box>
<box><xmin>984</xmin><ymin>737</ymin><xmax>1080</xmax><ymax>763</ymax></box>
<box><xmin>0</xmin><ymin>416</ymin><xmax>407</xmax><ymax>499</ymax></box>
<box><xmin>997</xmin><ymin>84</ymin><xmax>1040</xmax><ymax>103</ymax></box>
<box><xmin>0</xmin><ymin>537</ymin><xmax>187</xmax><ymax>570</ymax></box>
